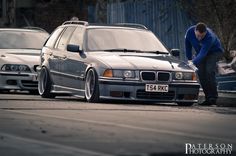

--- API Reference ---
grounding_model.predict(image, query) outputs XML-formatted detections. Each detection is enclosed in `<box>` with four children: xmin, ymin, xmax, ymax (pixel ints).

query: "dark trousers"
<box><xmin>196</xmin><ymin>52</ymin><xmax>222</xmax><ymax>101</ymax></box>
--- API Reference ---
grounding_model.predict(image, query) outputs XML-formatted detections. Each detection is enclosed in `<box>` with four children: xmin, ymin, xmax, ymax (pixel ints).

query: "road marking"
<box><xmin>5</xmin><ymin>109</ymin><xmax>236</xmax><ymax>144</ymax></box>
<box><xmin>0</xmin><ymin>132</ymin><xmax>112</xmax><ymax>156</ymax></box>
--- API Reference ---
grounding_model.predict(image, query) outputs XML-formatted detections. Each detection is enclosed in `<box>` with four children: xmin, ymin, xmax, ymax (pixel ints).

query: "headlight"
<box><xmin>174</xmin><ymin>72</ymin><xmax>197</xmax><ymax>81</ymax></box>
<box><xmin>1</xmin><ymin>64</ymin><xmax>31</xmax><ymax>72</ymax></box>
<box><xmin>123</xmin><ymin>70</ymin><xmax>133</xmax><ymax>78</ymax></box>
<box><xmin>175</xmin><ymin>72</ymin><xmax>183</xmax><ymax>80</ymax></box>
<box><xmin>103</xmin><ymin>69</ymin><xmax>135</xmax><ymax>78</ymax></box>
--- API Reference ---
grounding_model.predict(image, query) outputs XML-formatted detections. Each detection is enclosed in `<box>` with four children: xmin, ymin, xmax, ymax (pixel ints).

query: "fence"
<box><xmin>107</xmin><ymin>0</ymin><xmax>193</xmax><ymax>60</ymax></box>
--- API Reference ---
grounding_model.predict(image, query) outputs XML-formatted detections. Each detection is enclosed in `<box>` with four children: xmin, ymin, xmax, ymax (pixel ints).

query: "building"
<box><xmin>0</xmin><ymin>0</ymin><xmax>15</xmax><ymax>27</ymax></box>
<box><xmin>107</xmin><ymin>0</ymin><xmax>193</xmax><ymax>60</ymax></box>
<box><xmin>0</xmin><ymin>0</ymin><xmax>96</xmax><ymax>32</ymax></box>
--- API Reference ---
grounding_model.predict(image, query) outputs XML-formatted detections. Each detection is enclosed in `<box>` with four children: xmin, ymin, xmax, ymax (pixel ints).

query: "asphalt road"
<box><xmin>0</xmin><ymin>92</ymin><xmax>236</xmax><ymax>156</ymax></box>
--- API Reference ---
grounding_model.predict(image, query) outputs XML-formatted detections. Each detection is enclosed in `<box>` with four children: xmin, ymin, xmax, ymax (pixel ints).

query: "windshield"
<box><xmin>85</xmin><ymin>28</ymin><xmax>168</xmax><ymax>53</ymax></box>
<box><xmin>0</xmin><ymin>30</ymin><xmax>49</xmax><ymax>49</ymax></box>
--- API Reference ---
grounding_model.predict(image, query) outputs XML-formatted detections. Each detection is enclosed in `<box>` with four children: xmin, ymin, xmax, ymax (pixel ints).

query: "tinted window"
<box><xmin>56</xmin><ymin>27</ymin><xmax>76</xmax><ymax>50</ymax></box>
<box><xmin>45</xmin><ymin>27</ymin><xmax>64</xmax><ymax>48</ymax></box>
<box><xmin>85</xmin><ymin>28</ymin><xmax>168</xmax><ymax>53</ymax></box>
<box><xmin>68</xmin><ymin>27</ymin><xmax>84</xmax><ymax>48</ymax></box>
<box><xmin>0</xmin><ymin>30</ymin><xmax>49</xmax><ymax>49</ymax></box>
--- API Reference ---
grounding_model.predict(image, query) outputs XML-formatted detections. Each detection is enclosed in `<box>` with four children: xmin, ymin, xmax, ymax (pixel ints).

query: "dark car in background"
<box><xmin>0</xmin><ymin>28</ymin><xmax>49</xmax><ymax>94</ymax></box>
<box><xmin>38</xmin><ymin>21</ymin><xmax>200</xmax><ymax>106</ymax></box>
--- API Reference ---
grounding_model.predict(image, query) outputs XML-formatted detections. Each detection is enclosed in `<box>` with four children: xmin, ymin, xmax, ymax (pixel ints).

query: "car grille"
<box><xmin>141</xmin><ymin>71</ymin><xmax>170</xmax><ymax>81</ymax></box>
<box><xmin>157</xmin><ymin>72</ymin><xmax>170</xmax><ymax>81</ymax></box>
<box><xmin>136</xmin><ymin>89</ymin><xmax>175</xmax><ymax>100</ymax></box>
<box><xmin>21</xmin><ymin>80</ymin><xmax>38</xmax><ymax>88</ymax></box>
<box><xmin>141</xmin><ymin>71</ymin><xmax>156</xmax><ymax>81</ymax></box>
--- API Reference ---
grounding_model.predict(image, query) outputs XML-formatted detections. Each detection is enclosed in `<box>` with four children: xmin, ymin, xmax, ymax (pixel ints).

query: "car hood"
<box><xmin>90</xmin><ymin>52</ymin><xmax>193</xmax><ymax>71</ymax></box>
<box><xmin>0</xmin><ymin>49</ymin><xmax>40</xmax><ymax>66</ymax></box>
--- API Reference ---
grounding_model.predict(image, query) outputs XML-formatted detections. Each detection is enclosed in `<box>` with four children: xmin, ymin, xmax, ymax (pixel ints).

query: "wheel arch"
<box><xmin>84</xmin><ymin>63</ymin><xmax>101</xmax><ymax>79</ymax></box>
<box><xmin>39</xmin><ymin>65</ymin><xmax>54</xmax><ymax>85</ymax></box>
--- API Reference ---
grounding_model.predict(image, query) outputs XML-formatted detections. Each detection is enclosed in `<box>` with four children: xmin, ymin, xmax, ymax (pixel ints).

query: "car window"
<box><xmin>68</xmin><ymin>26</ymin><xmax>84</xmax><ymax>48</ymax></box>
<box><xmin>0</xmin><ymin>30</ymin><xmax>49</xmax><ymax>49</ymax></box>
<box><xmin>56</xmin><ymin>27</ymin><xmax>76</xmax><ymax>50</ymax></box>
<box><xmin>85</xmin><ymin>28</ymin><xmax>168</xmax><ymax>53</ymax></box>
<box><xmin>45</xmin><ymin>27</ymin><xmax>64</xmax><ymax>48</ymax></box>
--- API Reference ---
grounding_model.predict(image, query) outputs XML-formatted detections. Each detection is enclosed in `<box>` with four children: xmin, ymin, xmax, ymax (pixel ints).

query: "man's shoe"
<box><xmin>208</xmin><ymin>98</ymin><xmax>217</xmax><ymax>105</ymax></box>
<box><xmin>198</xmin><ymin>100</ymin><xmax>212</xmax><ymax>106</ymax></box>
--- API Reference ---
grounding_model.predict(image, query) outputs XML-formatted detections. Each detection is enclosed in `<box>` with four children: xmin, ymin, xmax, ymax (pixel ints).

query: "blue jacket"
<box><xmin>185</xmin><ymin>26</ymin><xmax>223</xmax><ymax>65</ymax></box>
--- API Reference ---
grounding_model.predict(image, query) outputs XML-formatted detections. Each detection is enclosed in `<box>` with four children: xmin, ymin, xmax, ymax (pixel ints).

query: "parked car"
<box><xmin>0</xmin><ymin>28</ymin><xmax>49</xmax><ymax>93</ymax></box>
<box><xmin>38</xmin><ymin>21</ymin><xmax>200</xmax><ymax>106</ymax></box>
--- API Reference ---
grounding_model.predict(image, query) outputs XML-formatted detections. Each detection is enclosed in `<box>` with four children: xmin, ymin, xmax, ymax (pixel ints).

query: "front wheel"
<box><xmin>29</xmin><ymin>90</ymin><xmax>39</xmax><ymax>95</ymax></box>
<box><xmin>85</xmin><ymin>68</ymin><xmax>99</xmax><ymax>102</ymax></box>
<box><xmin>38</xmin><ymin>67</ymin><xmax>55</xmax><ymax>98</ymax></box>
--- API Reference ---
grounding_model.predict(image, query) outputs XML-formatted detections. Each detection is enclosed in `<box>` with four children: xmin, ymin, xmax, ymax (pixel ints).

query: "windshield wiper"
<box><xmin>103</xmin><ymin>49</ymin><xmax>168</xmax><ymax>54</ymax></box>
<box><xmin>140</xmin><ymin>51</ymin><xmax>169</xmax><ymax>54</ymax></box>
<box><xmin>103</xmin><ymin>48</ymin><xmax>142</xmax><ymax>52</ymax></box>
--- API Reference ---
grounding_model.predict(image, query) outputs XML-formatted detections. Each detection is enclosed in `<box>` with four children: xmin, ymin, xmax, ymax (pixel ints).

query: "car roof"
<box><xmin>61</xmin><ymin>20</ymin><xmax>149</xmax><ymax>31</ymax></box>
<box><xmin>85</xmin><ymin>25</ymin><xmax>149</xmax><ymax>32</ymax></box>
<box><xmin>0</xmin><ymin>28</ymin><xmax>48</xmax><ymax>34</ymax></box>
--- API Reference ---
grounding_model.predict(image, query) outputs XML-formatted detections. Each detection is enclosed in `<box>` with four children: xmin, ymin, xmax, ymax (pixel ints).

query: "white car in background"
<box><xmin>0</xmin><ymin>28</ymin><xmax>49</xmax><ymax>94</ymax></box>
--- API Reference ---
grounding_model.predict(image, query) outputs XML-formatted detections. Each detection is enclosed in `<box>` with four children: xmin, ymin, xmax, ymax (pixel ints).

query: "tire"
<box><xmin>29</xmin><ymin>90</ymin><xmax>39</xmax><ymax>95</ymax></box>
<box><xmin>38</xmin><ymin>67</ymin><xmax>55</xmax><ymax>98</ymax></box>
<box><xmin>177</xmin><ymin>102</ymin><xmax>194</xmax><ymax>106</ymax></box>
<box><xmin>85</xmin><ymin>68</ymin><xmax>99</xmax><ymax>102</ymax></box>
<box><xmin>0</xmin><ymin>90</ymin><xmax>9</xmax><ymax>94</ymax></box>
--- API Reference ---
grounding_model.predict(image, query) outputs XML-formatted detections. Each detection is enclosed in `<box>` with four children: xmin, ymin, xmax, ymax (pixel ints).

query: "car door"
<box><xmin>61</xmin><ymin>26</ymin><xmax>87</xmax><ymax>94</ymax></box>
<box><xmin>53</xmin><ymin>26</ymin><xmax>76</xmax><ymax>88</ymax></box>
<box><xmin>43</xmin><ymin>27</ymin><xmax>64</xmax><ymax>85</ymax></box>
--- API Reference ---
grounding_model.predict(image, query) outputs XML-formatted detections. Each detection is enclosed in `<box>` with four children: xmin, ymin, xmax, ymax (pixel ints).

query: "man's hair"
<box><xmin>195</xmin><ymin>22</ymin><xmax>207</xmax><ymax>33</ymax></box>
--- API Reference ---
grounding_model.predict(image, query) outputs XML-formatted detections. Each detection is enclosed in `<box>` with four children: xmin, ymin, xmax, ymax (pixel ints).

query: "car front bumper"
<box><xmin>0</xmin><ymin>71</ymin><xmax>38</xmax><ymax>90</ymax></box>
<box><xmin>98</xmin><ymin>78</ymin><xmax>200</xmax><ymax>103</ymax></box>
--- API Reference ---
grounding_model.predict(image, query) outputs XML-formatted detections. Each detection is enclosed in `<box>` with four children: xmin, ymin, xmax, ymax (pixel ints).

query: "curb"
<box><xmin>198</xmin><ymin>90</ymin><xmax>236</xmax><ymax>107</ymax></box>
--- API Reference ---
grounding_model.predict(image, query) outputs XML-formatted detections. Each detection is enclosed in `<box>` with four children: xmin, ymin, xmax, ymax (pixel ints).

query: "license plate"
<box><xmin>145</xmin><ymin>84</ymin><xmax>169</xmax><ymax>92</ymax></box>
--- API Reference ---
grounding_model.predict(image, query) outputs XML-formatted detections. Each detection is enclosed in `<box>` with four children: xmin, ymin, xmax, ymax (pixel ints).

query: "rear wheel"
<box><xmin>85</xmin><ymin>68</ymin><xmax>99</xmax><ymax>102</ymax></box>
<box><xmin>38</xmin><ymin>67</ymin><xmax>55</xmax><ymax>98</ymax></box>
<box><xmin>177</xmin><ymin>102</ymin><xmax>194</xmax><ymax>106</ymax></box>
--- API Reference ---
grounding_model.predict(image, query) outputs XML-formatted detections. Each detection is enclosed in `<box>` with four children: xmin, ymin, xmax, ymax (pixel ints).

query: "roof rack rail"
<box><xmin>114</xmin><ymin>23</ymin><xmax>147</xmax><ymax>30</ymax></box>
<box><xmin>62</xmin><ymin>20</ymin><xmax>88</xmax><ymax>26</ymax></box>
<box><xmin>23</xmin><ymin>26</ymin><xmax>47</xmax><ymax>32</ymax></box>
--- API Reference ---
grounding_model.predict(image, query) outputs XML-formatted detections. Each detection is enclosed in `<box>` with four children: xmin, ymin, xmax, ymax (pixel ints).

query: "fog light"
<box><xmin>110</xmin><ymin>91</ymin><xmax>123</xmax><ymax>97</ymax></box>
<box><xmin>184</xmin><ymin>94</ymin><xmax>197</xmax><ymax>100</ymax></box>
<box><xmin>6</xmin><ymin>80</ymin><xmax>17</xmax><ymax>85</ymax></box>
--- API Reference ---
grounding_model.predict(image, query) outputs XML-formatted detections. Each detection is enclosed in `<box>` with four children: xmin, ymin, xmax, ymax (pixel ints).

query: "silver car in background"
<box><xmin>0</xmin><ymin>28</ymin><xmax>49</xmax><ymax>93</ymax></box>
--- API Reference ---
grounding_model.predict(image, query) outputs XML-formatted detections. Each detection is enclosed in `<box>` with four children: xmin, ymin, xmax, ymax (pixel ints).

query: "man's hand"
<box><xmin>187</xmin><ymin>60</ymin><xmax>198</xmax><ymax>71</ymax></box>
<box><xmin>188</xmin><ymin>60</ymin><xmax>194</xmax><ymax>65</ymax></box>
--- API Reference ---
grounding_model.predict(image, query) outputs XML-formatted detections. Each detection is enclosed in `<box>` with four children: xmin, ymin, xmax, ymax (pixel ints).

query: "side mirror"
<box><xmin>67</xmin><ymin>44</ymin><xmax>82</xmax><ymax>53</ymax></box>
<box><xmin>170</xmin><ymin>49</ymin><xmax>180</xmax><ymax>58</ymax></box>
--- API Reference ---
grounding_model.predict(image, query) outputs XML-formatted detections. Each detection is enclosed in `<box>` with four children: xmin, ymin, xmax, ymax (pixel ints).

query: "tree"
<box><xmin>179</xmin><ymin>0</ymin><xmax>236</xmax><ymax>62</ymax></box>
<box><xmin>95</xmin><ymin>0</ymin><xmax>107</xmax><ymax>23</ymax></box>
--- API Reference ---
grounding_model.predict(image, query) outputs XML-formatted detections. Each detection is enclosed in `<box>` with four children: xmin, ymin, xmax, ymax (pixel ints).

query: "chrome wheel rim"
<box><xmin>38</xmin><ymin>69</ymin><xmax>47</xmax><ymax>95</ymax></box>
<box><xmin>85</xmin><ymin>70</ymin><xmax>95</xmax><ymax>100</ymax></box>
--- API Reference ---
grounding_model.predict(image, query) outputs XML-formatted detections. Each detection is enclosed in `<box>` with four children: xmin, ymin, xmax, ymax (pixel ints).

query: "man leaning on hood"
<box><xmin>185</xmin><ymin>22</ymin><xmax>223</xmax><ymax>106</ymax></box>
